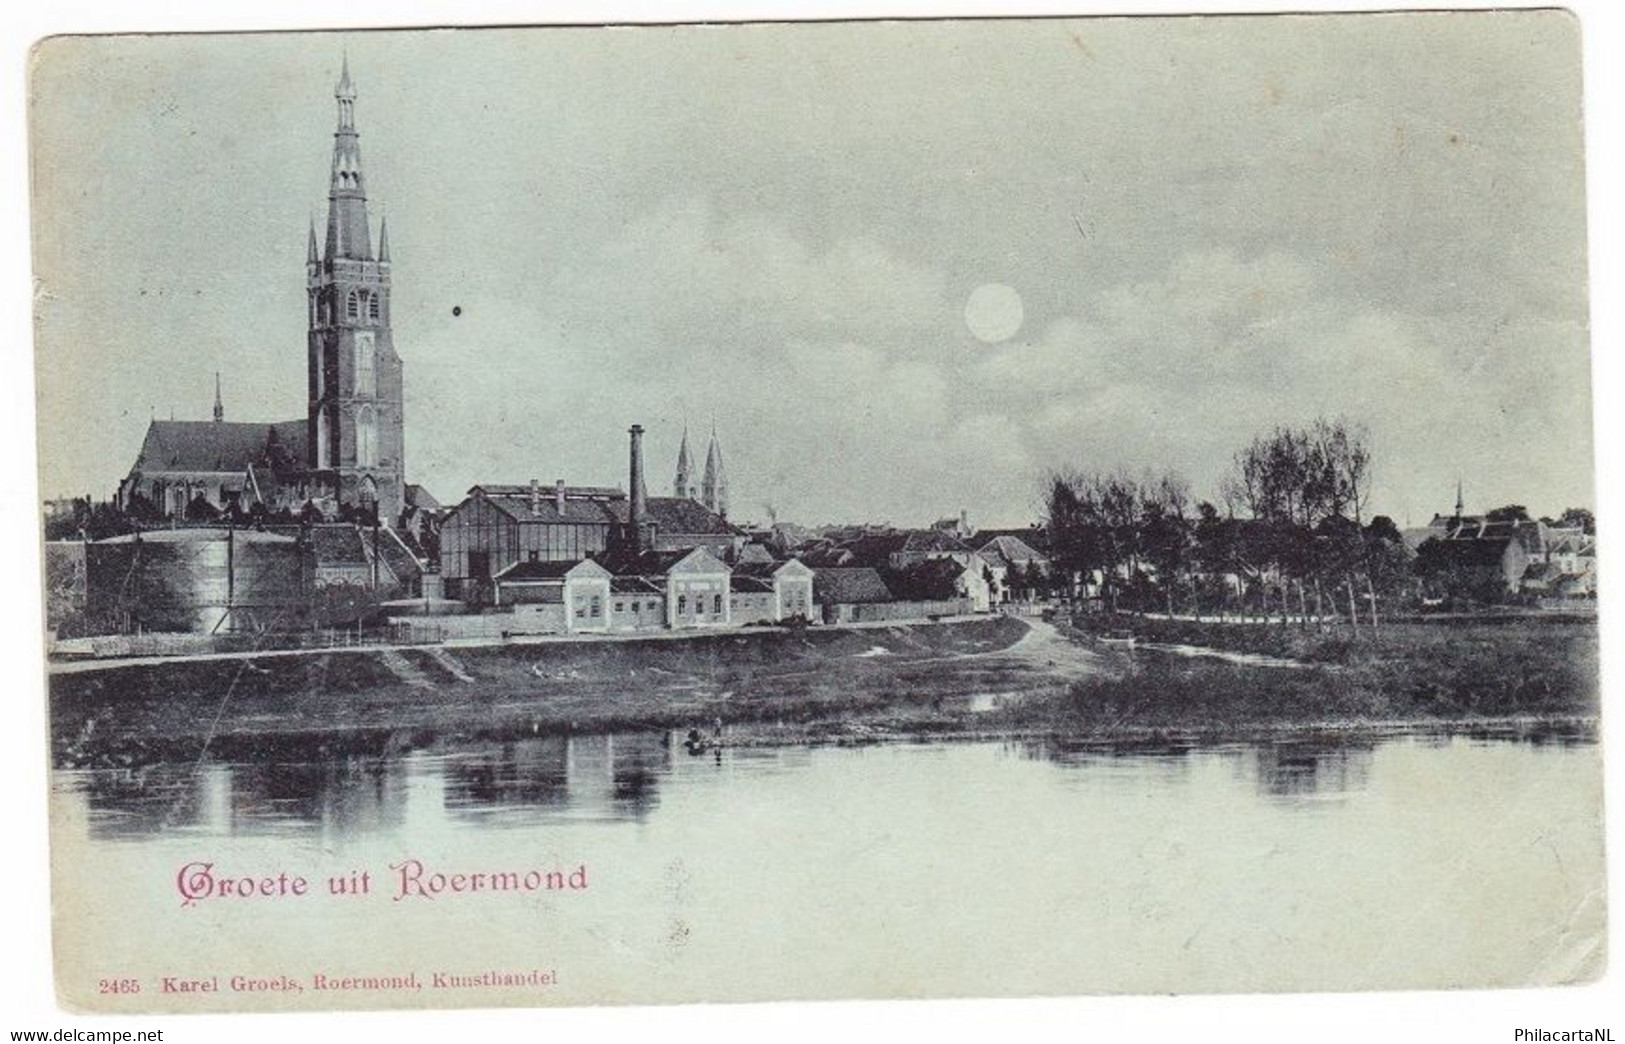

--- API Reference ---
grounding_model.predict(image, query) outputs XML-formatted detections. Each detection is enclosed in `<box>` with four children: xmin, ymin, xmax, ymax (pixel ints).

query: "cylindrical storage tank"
<box><xmin>230</xmin><ymin>532</ymin><xmax>311</xmax><ymax>633</ymax></box>
<box><xmin>85</xmin><ymin>528</ymin><xmax>306</xmax><ymax>634</ymax></box>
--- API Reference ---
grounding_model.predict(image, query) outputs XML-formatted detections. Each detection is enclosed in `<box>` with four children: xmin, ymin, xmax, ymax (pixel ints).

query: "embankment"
<box><xmin>1008</xmin><ymin>613</ymin><xmax>1601</xmax><ymax>737</ymax></box>
<box><xmin>50</xmin><ymin>616</ymin><xmax>1043</xmax><ymax>766</ymax></box>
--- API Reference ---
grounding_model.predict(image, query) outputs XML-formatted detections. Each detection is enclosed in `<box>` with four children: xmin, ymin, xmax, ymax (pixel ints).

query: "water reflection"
<box><xmin>55</xmin><ymin>726</ymin><xmax>1594</xmax><ymax>844</ymax></box>
<box><xmin>1251</xmin><ymin>741</ymin><xmax>1373</xmax><ymax>800</ymax></box>
<box><xmin>63</xmin><ymin>732</ymin><xmax>683</xmax><ymax>841</ymax></box>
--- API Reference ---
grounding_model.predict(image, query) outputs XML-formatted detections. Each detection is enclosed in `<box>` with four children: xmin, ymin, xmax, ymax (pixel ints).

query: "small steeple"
<box><xmin>701</xmin><ymin>421</ymin><xmax>728</xmax><ymax>519</ymax></box>
<box><xmin>378</xmin><ymin>215</ymin><xmax>390</xmax><ymax>263</ymax></box>
<box><xmin>1455</xmin><ymin>478</ymin><xmax>1465</xmax><ymax>519</ymax></box>
<box><xmin>213</xmin><ymin>372</ymin><xmax>223</xmax><ymax>423</ymax></box>
<box><xmin>674</xmin><ymin>421</ymin><xmax>693</xmax><ymax>499</ymax></box>
<box><xmin>306</xmin><ymin>217</ymin><xmax>319</xmax><ymax>266</ymax></box>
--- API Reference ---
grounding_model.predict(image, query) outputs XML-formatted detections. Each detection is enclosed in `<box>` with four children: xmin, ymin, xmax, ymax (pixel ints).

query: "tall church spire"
<box><xmin>307</xmin><ymin>57</ymin><xmax>406</xmax><ymax>523</ymax></box>
<box><xmin>325</xmin><ymin>54</ymin><xmax>372</xmax><ymax>262</ymax></box>
<box><xmin>701</xmin><ymin>422</ymin><xmax>728</xmax><ymax>519</ymax></box>
<box><xmin>674</xmin><ymin>422</ymin><xmax>694</xmax><ymax>499</ymax></box>
<box><xmin>1455</xmin><ymin>478</ymin><xmax>1465</xmax><ymax>519</ymax></box>
<box><xmin>213</xmin><ymin>372</ymin><xmax>223</xmax><ymax>423</ymax></box>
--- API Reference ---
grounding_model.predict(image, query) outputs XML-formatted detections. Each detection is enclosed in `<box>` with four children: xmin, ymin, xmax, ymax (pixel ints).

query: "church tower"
<box><xmin>306</xmin><ymin>57</ymin><xmax>405</xmax><ymax>522</ymax></box>
<box><xmin>674</xmin><ymin>423</ymin><xmax>694</xmax><ymax>499</ymax></box>
<box><xmin>701</xmin><ymin>424</ymin><xmax>728</xmax><ymax>519</ymax></box>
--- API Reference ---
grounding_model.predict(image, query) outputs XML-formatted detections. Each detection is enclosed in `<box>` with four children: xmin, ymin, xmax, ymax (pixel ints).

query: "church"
<box><xmin>116</xmin><ymin>59</ymin><xmax>407</xmax><ymax>525</ymax></box>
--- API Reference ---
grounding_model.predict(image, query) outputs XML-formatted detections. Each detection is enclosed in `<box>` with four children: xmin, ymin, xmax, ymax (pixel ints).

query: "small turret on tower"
<box><xmin>674</xmin><ymin>422</ymin><xmax>694</xmax><ymax>499</ymax></box>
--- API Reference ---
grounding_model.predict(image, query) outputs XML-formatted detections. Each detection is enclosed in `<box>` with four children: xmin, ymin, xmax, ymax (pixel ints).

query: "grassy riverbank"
<box><xmin>1022</xmin><ymin>612</ymin><xmax>1601</xmax><ymax>732</ymax></box>
<box><xmin>50</xmin><ymin>617</ymin><xmax>1048</xmax><ymax>766</ymax></box>
<box><xmin>49</xmin><ymin>611</ymin><xmax>1600</xmax><ymax>768</ymax></box>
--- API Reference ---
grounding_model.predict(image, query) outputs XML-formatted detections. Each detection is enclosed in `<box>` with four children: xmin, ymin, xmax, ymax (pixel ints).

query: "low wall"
<box><xmin>827</xmin><ymin>599</ymin><xmax>973</xmax><ymax>624</ymax></box>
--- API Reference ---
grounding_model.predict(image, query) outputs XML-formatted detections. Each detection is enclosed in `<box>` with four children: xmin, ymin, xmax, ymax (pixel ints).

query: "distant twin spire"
<box><xmin>672</xmin><ymin>419</ymin><xmax>728</xmax><ymax>518</ymax></box>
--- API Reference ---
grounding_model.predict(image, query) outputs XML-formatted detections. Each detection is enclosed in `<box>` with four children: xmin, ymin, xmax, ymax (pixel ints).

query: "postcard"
<box><xmin>29</xmin><ymin>11</ymin><xmax>1604</xmax><ymax>1013</ymax></box>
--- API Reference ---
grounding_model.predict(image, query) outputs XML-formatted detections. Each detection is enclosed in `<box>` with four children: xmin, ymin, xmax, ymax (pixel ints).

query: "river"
<box><xmin>48</xmin><ymin>728</ymin><xmax>1604</xmax><ymax>1009</ymax></box>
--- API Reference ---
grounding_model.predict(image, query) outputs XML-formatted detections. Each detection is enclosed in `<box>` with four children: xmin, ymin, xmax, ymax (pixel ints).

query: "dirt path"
<box><xmin>981</xmin><ymin>617</ymin><xmax>1106</xmax><ymax>680</ymax></box>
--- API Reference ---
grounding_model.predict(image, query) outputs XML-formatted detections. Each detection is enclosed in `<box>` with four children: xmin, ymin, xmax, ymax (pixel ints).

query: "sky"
<box><xmin>28</xmin><ymin>12</ymin><xmax>1593</xmax><ymax>529</ymax></box>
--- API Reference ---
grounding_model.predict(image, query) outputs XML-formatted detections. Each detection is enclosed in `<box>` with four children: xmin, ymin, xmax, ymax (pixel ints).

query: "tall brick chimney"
<box><xmin>529</xmin><ymin>478</ymin><xmax>540</xmax><ymax>515</ymax></box>
<box><xmin>629</xmin><ymin>424</ymin><xmax>649</xmax><ymax>552</ymax></box>
<box><xmin>554</xmin><ymin>478</ymin><xmax>566</xmax><ymax>514</ymax></box>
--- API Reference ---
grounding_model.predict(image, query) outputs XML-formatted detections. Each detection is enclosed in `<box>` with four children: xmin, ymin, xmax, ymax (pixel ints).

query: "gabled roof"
<box><xmin>609</xmin><ymin>497</ymin><xmax>740</xmax><ymax>536</ymax></box>
<box><xmin>600</xmin><ymin>546</ymin><xmax>730</xmax><ymax>578</ymax></box>
<box><xmin>404</xmin><ymin>484</ymin><xmax>442</xmax><ymax>513</ymax></box>
<box><xmin>129</xmin><ymin>419</ymin><xmax>307</xmax><ymax>475</ymax></box>
<box><xmin>1417</xmin><ymin>536</ymin><xmax>1520</xmax><ymax>568</ymax></box>
<box><xmin>734</xmin><ymin>558</ymin><xmax>813</xmax><ymax>580</ymax></box>
<box><xmin>308</xmin><ymin>523</ymin><xmax>371</xmax><ymax>566</ymax></box>
<box><xmin>735</xmin><ymin>543</ymin><xmax>777</xmax><ymax>565</ymax></box>
<box><xmin>812</xmin><ymin>567</ymin><xmax>893</xmax><ymax>604</ymax></box>
<box><xmin>611</xmin><ymin>575</ymin><xmax>666</xmax><ymax>595</ymax></box>
<box><xmin>974</xmin><ymin>525</ymin><xmax>1051</xmax><ymax>551</ymax></box>
<box><xmin>976</xmin><ymin>534</ymin><xmax>1048</xmax><ymax>568</ymax></box>
<box><xmin>494</xmin><ymin>558</ymin><xmax>611</xmax><ymax>582</ymax></box>
<box><xmin>471</xmin><ymin>486</ymin><xmax>625</xmax><ymax>526</ymax></box>
<box><xmin>797</xmin><ymin>542</ymin><xmax>857</xmax><ymax>568</ymax></box>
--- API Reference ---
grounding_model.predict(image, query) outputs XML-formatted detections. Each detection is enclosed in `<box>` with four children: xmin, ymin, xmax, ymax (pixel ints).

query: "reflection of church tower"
<box><xmin>701</xmin><ymin>424</ymin><xmax>728</xmax><ymax>518</ymax></box>
<box><xmin>306</xmin><ymin>57</ymin><xmax>405</xmax><ymax>522</ymax></box>
<box><xmin>674</xmin><ymin>423</ymin><xmax>694</xmax><ymax>500</ymax></box>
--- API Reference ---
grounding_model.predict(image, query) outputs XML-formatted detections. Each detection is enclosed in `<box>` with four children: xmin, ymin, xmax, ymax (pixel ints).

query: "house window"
<box><xmin>713</xmin><ymin>594</ymin><xmax>723</xmax><ymax>615</ymax></box>
<box><xmin>346</xmin><ymin>290</ymin><xmax>360</xmax><ymax>321</ymax></box>
<box><xmin>678</xmin><ymin>594</ymin><xmax>687</xmax><ymax>615</ymax></box>
<box><xmin>614</xmin><ymin>602</ymin><xmax>624</xmax><ymax>613</ymax></box>
<box><xmin>590</xmin><ymin>596</ymin><xmax>602</xmax><ymax>618</ymax></box>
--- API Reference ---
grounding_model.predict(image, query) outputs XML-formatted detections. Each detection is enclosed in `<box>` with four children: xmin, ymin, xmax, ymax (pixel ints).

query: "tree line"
<box><xmin>1044</xmin><ymin>419</ymin><xmax>1412</xmax><ymax>626</ymax></box>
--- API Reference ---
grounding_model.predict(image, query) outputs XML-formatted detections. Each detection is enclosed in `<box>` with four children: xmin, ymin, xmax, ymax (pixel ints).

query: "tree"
<box><xmin>1485</xmin><ymin>504</ymin><xmax>1531</xmax><ymax>523</ymax></box>
<box><xmin>184</xmin><ymin>495</ymin><xmax>220</xmax><ymax>522</ymax></box>
<box><xmin>1557</xmin><ymin>507</ymin><xmax>1595</xmax><ymax>534</ymax></box>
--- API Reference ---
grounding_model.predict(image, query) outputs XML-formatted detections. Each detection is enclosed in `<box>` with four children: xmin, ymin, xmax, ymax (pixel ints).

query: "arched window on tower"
<box><xmin>316</xmin><ymin>410</ymin><xmax>331</xmax><ymax>469</ymax></box>
<box><xmin>346</xmin><ymin>290</ymin><xmax>360</xmax><ymax>322</ymax></box>
<box><xmin>356</xmin><ymin>406</ymin><xmax>377</xmax><ymax>468</ymax></box>
<box><xmin>368</xmin><ymin>292</ymin><xmax>381</xmax><ymax>322</ymax></box>
<box><xmin>354</xmin><ymin>332</ymin><xmax>376</xmax><ymax>397</ymax></box>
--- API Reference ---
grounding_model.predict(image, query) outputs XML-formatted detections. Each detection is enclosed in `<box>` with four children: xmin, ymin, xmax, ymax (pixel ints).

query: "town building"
<box><xmin>975</xmin><ymin>533</ymin><xmax>1051</xmax><ymax>603</ymax></box>
<box><xmin>493</xmin><ymin>559</ymin><xmax>614</xmax><ymax>633</ymax></box>
<box><xmin>114</xmin><ymin>58</ymin><xmax>406</xmax><ymax>523</ymax></box>
<box><xmin>439</xmin><ymin>426</ymin><xmax>744</xmax><ymax>606</ymax></box>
